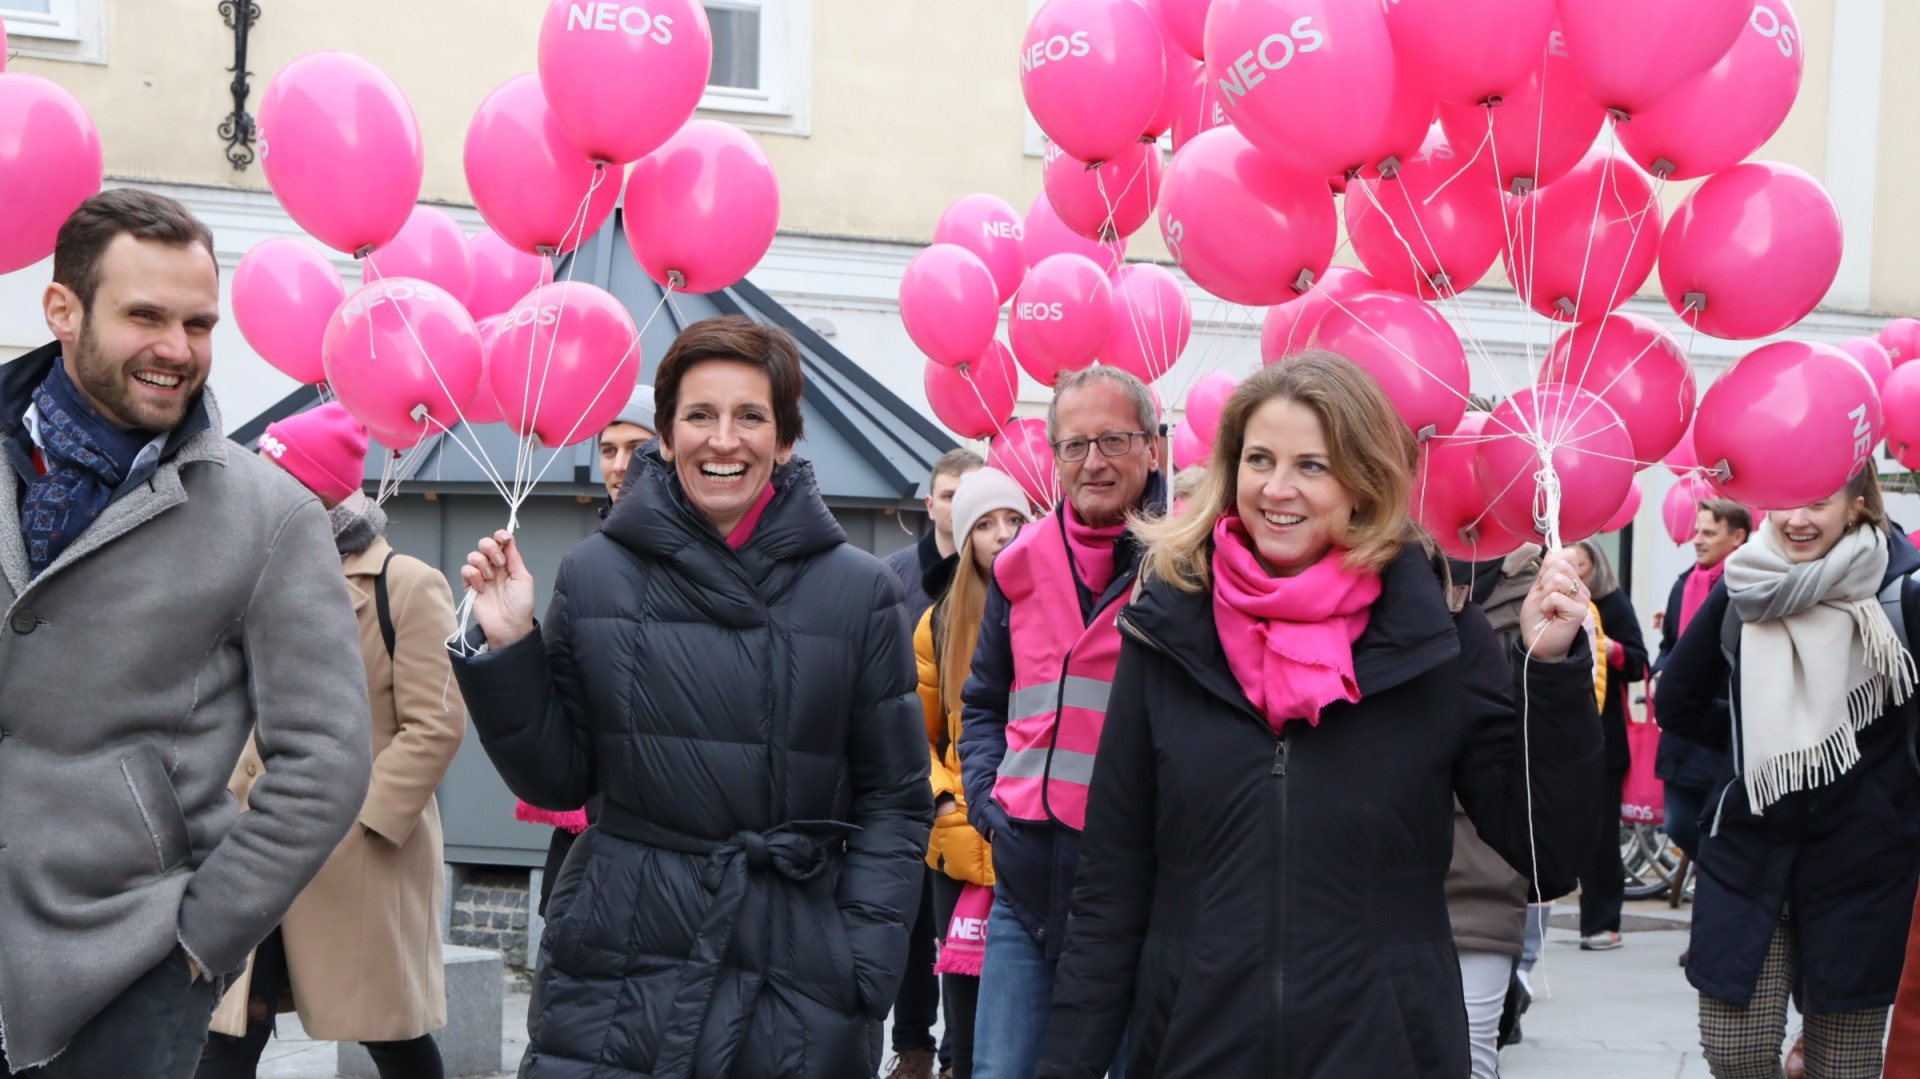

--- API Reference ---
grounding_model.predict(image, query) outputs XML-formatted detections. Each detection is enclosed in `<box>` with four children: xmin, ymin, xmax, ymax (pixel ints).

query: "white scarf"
<box><xmin>1725</xmin><ymin>520</ymin><xmax>1917</xmax><ymax>810</ymax></box>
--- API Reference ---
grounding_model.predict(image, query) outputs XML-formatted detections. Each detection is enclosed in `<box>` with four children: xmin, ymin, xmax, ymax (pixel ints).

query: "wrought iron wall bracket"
<box><xmin>218</xmin><ymin>0</ymin><xmax>261</xmax><ymax>171</ymax></box>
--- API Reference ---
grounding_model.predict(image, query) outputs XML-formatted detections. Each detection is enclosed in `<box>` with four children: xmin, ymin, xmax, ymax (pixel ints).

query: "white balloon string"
<box><xmin>1422</xmin><ymin>124</ymin><xmax>1494</xmax><ymax>204</ymax></box>
<box><xmin>522</xmin><ymin>165</ymin><xmax>610</xmax><ymax>506</ymax></box>
<box><xmin>510</xmin><ymin>286</ymin><xmax>673</xmax><ymax>506</ymax></box>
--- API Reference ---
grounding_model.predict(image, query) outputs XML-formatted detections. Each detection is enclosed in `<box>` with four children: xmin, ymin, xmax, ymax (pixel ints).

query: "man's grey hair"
<box><xmin>1046</xmin><ymin>366</ymin><xmax>1159</xmax><ymax>443</ymax></box>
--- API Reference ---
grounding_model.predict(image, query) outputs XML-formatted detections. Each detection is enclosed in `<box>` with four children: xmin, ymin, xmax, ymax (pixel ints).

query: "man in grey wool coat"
<box><xmin>0</xmin><ymin>190</ymin><xmax>372</xmax><ymax>1077</ymax></box>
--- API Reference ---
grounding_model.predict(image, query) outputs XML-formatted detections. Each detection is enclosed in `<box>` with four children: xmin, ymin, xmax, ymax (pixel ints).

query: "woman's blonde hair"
<box><xmin>938</xmin><ymin>528</ymin><xmax>995</xmax><ymax>719</ymax></box>
<box><xmin>1138</xmin><ymin>351</ymin><xmax>1419</xmax><ymax>592</ymax></box>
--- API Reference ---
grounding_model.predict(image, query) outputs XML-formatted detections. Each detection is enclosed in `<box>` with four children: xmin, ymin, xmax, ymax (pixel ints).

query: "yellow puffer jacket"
<box><xmin>1590</xmin><ymin>601</ymin><xmax>1610</xmax><ymax>711</ymax></box>
<box><xmin>916</xmin><ymin>606</ymin><xmax>995</xmax><ymax>886</ymax></box>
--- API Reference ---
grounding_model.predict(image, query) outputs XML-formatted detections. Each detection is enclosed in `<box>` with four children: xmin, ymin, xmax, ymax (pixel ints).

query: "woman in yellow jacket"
<box><xmin>915</xmin><ymin>467</ymin><xmax>1032</xmax><ymax>1079</ymax></box>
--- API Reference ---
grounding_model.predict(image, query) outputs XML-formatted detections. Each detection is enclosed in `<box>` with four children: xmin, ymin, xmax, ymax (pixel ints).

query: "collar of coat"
<box><xmin>1122</xmin><ymin>539</ymin><xmax>1464</xmax><ymax>723</ymax></box>
<box><xmin>601</xmin><ymin>442</ymin><xmax>847</xmax><ymax>582</ymax></box>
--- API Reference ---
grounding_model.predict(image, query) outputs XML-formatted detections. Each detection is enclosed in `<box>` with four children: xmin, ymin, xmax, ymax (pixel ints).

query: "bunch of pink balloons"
<box><xmin>0</xmin><ymin>71</ymin><xmax>104</xmax><ymax>275</ymax></box>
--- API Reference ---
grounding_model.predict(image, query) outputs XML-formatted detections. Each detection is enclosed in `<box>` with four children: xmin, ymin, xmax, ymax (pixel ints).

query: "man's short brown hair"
<box><xmin>54</xmin><ymin>189</ymin><xmax>217</xmax><ymax>312</ymax></box>
<box><xmin>1699</xmin><ymin>498</ymin><xmax>1753</xmax><ymax>537</ymax></box>
<box><xmin>930</xmin><ymin>449</ymin><xmax>984</xmax><ymax>488</ymax></box>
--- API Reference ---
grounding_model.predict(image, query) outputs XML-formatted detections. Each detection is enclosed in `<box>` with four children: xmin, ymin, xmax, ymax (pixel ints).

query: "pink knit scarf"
<box><xmin>1210</xmin><ymin>514</ymin><xmax>1381</xmax><ymax>733</ymax></box>
<box><xmin>1062</xmin><ymin>502</ymin><xmax>1127</xmax><ymax>597</ymax></box>
<box><xmin>1679</xmin><ymin>559</ymin><xmax>1727</xmax><ymax>635</ymax></box>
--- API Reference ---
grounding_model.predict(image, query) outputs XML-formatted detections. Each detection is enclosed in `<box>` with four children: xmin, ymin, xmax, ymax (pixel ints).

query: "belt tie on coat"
<box><xmin>598</xmin><ymin>803</ymin><xmax>858</xmax><ymax>1079</ymax></box>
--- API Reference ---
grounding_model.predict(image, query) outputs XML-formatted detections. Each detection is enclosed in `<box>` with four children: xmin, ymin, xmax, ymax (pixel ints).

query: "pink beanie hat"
<box><xmin>260</xmin><ymin>403</ymin><xmax>369</xmax><ymax>504</ymax></box>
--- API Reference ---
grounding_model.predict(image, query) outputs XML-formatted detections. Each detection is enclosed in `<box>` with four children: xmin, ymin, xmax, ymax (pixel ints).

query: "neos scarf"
<box><xmin>1210</xmin><ymin>514</ymin><xmax>1381</xmax><ymax>733</ymax></box>
<box><xmin>1724</xmin><ymin>518</ymin><xmax>1917</xmax><ymax>810</ymax></box>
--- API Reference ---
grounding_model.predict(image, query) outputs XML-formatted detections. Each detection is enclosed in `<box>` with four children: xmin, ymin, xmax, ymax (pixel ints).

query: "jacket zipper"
<box><xmin>1272</xmin><ymin>731</ymin><xmax>1291</xmax><ymax>1077</ymax></box>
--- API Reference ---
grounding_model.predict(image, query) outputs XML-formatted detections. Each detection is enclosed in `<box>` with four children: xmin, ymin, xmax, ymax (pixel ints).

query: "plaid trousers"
<box><xmin>1699</xmin><ymin>916</ymin><xmax>1889</xmax><ymax>1078</ymax></box>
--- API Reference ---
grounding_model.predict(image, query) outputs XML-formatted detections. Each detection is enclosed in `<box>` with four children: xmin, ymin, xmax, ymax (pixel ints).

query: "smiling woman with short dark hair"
<box><xmin>452</xmin><ymin>315</ymin><xmax>933</xmax><ymax>1078</ymax></box>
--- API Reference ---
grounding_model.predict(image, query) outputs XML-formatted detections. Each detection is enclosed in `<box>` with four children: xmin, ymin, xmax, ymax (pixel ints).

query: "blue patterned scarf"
<box><xmin>21</xmin><ymin>361</ymin><xmax>148</xmax><ymax>577</ymax></box>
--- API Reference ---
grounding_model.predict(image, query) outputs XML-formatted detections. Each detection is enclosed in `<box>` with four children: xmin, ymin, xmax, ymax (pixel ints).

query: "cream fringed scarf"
<box><xmin>1725</xmin><ymin>520</ymin><xmax>1918</xmax><ymax>810</ymax></box>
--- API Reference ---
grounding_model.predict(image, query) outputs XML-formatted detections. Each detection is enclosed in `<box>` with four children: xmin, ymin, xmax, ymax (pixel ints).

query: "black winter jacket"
<box><xmin>451</xmin><ymin>449</ymin><xmax>933</xmax><ymax>1078</ymax></box>
<box><xmin>1655</xmin><ymin>528</ymin><xmax>1920</xmax><ymax>1013</ymax></box>
<box><xmin>1652</xmin><ymin>566</ymin><xmax>1734</xmax><ymax>790</ymax></box>
<box><xmin>1036</xmin><ymin>544</ymin><xmax>1603</xmax><ymax>1079</ymax></box>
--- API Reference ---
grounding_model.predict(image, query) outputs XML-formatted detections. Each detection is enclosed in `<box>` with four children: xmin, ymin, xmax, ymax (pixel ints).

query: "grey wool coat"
<box><xmin>0</xmin><ymin>343</ymin><xmax>373</xmax><ymax>1069</ymax></box>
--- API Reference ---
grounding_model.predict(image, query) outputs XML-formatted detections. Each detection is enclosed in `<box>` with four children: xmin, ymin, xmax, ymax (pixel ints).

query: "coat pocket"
<box><xmin>121</xmin><ymin>743</ymin><xmax>193</xmax><ymax>873</ymax></box>
<box><xmin>1385</xmin><ymin>945</ymin><xmax>1469</xmax><ymax>1079</ymax></box>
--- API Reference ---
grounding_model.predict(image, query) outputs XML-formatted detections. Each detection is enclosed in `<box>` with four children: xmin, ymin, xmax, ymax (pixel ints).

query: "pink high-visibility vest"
<box><xmin>990</xmin><ymin>517</ymin><xmax>1126</xmax><ymax>832</ymax></box>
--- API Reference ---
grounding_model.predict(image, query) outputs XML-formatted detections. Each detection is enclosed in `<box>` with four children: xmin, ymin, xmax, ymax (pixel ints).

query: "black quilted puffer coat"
<box><xmin>451</xmin><ymin>448</ymin><xmax>933</xmax><ymax>1078</ymax></box>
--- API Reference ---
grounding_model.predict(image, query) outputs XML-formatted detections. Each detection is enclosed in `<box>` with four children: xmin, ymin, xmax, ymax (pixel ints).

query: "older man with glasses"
<box><xmin>957</xmin><ymin>366</ymin><xmax>1166</xmax><ymax>1079</ymax></box>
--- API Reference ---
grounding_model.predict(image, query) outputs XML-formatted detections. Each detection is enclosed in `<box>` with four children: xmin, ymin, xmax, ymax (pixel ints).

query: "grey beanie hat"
<box><xmin>611</xmin><ymin>384</ymin><xmax>656</xmax><ymax>432</ymax></box>
<box><xmin>950</xmin><ymin>467</ymin><xmax>1033</xmax><ymax>549</ymax></box>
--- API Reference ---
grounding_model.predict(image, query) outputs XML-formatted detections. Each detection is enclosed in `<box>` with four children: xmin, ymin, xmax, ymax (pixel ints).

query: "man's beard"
<box><xmin>69</xmin><ymin>317</ymin><xmax>197</xmax><ymax>433</ymax></box>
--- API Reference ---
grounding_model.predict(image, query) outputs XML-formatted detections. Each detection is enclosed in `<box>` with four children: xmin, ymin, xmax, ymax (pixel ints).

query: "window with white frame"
<box><xmin>3</xmin><ymin>0</ymin><xmax>105</xmax><ymax>62</ymax></box>
<box><xmin>698</xmin><ymin>0</ymin><xmax>811</xmax><ymax>132</ymax></box>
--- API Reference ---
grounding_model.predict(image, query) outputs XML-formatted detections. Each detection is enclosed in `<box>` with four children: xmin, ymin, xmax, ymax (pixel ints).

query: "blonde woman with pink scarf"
<box><xmin>1031</xmin><ymin>353</ymin><xmax>1604</xmax><ymax>1079</ymax></box>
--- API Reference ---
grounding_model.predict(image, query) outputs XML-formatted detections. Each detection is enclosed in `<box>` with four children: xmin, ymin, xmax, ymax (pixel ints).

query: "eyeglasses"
<box><xmin>1052</xmin><ymin>431</ymin><xmax>1151</xmax><ymax>462</ymax></box>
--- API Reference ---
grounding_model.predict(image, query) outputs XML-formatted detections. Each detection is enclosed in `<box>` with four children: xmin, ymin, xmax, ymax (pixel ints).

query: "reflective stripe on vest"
<box><xmin>991</xmin><ymin>517</ymin><xmax>1126</xmax><ymax>832</ymax></box>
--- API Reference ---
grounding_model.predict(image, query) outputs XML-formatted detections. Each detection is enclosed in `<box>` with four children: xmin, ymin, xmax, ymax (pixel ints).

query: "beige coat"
<box><xmin>211</xmin><ymin>537</ymin><xmax>466</xmax><ymax>1041</ymax></box>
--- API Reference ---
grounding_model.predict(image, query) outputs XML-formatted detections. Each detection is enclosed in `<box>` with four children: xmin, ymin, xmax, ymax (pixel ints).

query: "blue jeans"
<box><xmin>1665</xmin><ymin>782</ymin><xmax>1709</xmax><ymax>862</ymax></box>
<box><xmin>973</xmin><ymin>896</ymin><xmax>1128</xmax><ymax>1079</ymax></box>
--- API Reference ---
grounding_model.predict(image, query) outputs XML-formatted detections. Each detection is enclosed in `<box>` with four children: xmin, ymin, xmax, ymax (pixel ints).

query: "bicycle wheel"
<box><xmin>1620</xmin><ymin>822</ymin><xmax>1683</xmax><ymax>900</ymax></box>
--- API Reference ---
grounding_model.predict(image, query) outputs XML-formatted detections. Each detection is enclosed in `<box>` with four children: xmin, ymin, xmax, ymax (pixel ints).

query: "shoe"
<box><xmin>882</xmin><ymin>1049</ymin><xmax>936</xmax><ymax>1079</ymax></box>
<box><xmin>1785</xmin><ymin>1035</ymin><xmax>1805</xmax><ymax>1079</ymax></box>
<box><xmin>1580</xmin><ymin>931</ymin><xmax>1624</xmax><ymax>951</ymax></box>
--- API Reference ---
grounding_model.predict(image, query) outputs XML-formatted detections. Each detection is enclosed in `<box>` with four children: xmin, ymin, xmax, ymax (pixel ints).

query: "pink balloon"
<box><xmin>988</xmin><ymin>418</ymin><xmax>1062</xmax><ymax>508</ymax></box>
<box><xmin>935</xmin><ymin>194</ymin><xmax>1029</xmax><ymax>305</ymax></box>
<box><xmin>1205</xmin><ymin>0</ymin><xmax>1398</xmax><ymax>176</ymax></box>
<box><xmin>1260</xmin><ymin>266</ymin><xmax>1381</xmax><ymax>363</ymax></box>
<box><xmin>467</xmin><ymin>317</ymin><xmax>510</xmax><ymax>425</ymax></box>
<box><xmin>1347</xmin><ymin>124</ymin><xmax>1506</xmax><ymax>299</ymax></box>
<box><xmin>1438</xmin><ymin>39</ymin><xmax>1606</xmax><ymax>194</ymax></box>
<box><xmin>468</xmin><ymin>228</ymin><xmax>553</xmax><ymax>321</ymax></box>
<box><xmin>1010</xmin><ymin>254</ymin><xmax>1116</xmax><ymax>387</ymax></box>
<box><xmin>1540</xmin><ymin>313</ymin><xmax>1696</xmax><ymax>465</ymax></box>
<box><xmin>1157</xmin><ymin>127</ymin><xmax>1337</xmax><ymax>306</ymax></box>
<box><xmin>1662</xmin><ymin>473</ymin><xmax>1719</xmax><ymax>544</ymax></box>
<box><xmin>1184</xmin><ymin>371</ymin><xmax>1238</xmax><ymax>444</ymax></box>
<box><xmin>1692</xmin><ymin>341</ymin><xmax>1880</xmax><ymax>510</ymax></box>
<box><xmin>900</xmin><ymin>245</ymin><xmax>1002</xmax><ymax>369</ymax></box>
<box><xmin>1021</xmin><ymin>0</ymin><xmax>1166</xmax><ymax>164</ymax></box>
<box><xmin>1897</xmin><ymin>441</ymin><xmax>1920</xmax><ymax>473</ymax></box>
<box><xmin>1149</xmin><ymin>52</ymin><xmax>1203</xmax><ymax>140</ymax></box>
<box><xmin>1664</xmin><ymin>419</ymin><xmax>1699</xmax><ymax>477</ymax></box>
<box><xmin>1557</xmin><ymin>0</ymin><xmax>1754</xmax><ymax>117</ymax></box>
<box><xmin>1309</xmin><ymin>290</ymin><xmax>1469</xmax><ymax>438</ymax></box>
<box><xmin>1043</xmin><ymin>140</ymin><xmax>1164</xmax><ymax>241</ymax></box>
<box><xmin>1104</xmin><ymin>264</ymin><xmax>1192</xmax><ymax>383</ymax></box>
<box><xmin>322</xmin><ymin>278</ymin><xmax>483</xmax><ymax>449</ymax></box>
<box><xmin>368</xmin><ymin>206</ymin><xmax>475</xmax><ymax>310</ymax></box>
<box><xmin>259</xmin><ymin>53</ymin><xmax>423</xmax><ymax>257</ymax></box>
<box><xmin>1416</xmin><ymin>411</ymin><xmax>1528</xmax><ymax>561</ymax></box>
<box><xmin>1170</xmin><ymin>63</ymin><xmax>1230</xmax><ymax>153</ymax></box>
<box><xmin>1149</xmin><ymin>0</ymin><xmax>1210</xmax><ymax>61</ymax></box>
<box><xmin>1882</xmin><ymin>319</ymin><xmax>1920</xmax><ymax>366</ymax></box>
<box><xmin>1602</xmin><ymin>479</ymin><xmax>1644</xmax><ymax>533</ymax></box>
<box><xmin>1025</xmin><ymin>192</ymin><xmax>1128</xmax><ymax>274</ymax></box>
<box><xmin>1</xmin><ymin>21</ymin><xmax>7</xmax><ymax>70</ymax></box>
<box><xmin>1475</xmin><ymin>385</ymin><xmax>1635</xmax><ymax>543</ymax></box>
<box><xmin>1506</xmin><ymin>148</ymin><xmax>1662</xmax><ymax>324</ymax></box>
<box><xmin>624</xmin><ymin>120</ymin><xmax>781</xmax><ymax>295</ymax></box>
<box><xmin>465</xmin><ymin>74</ymin><xmax>619</xmax><ymax>256</ymax></box>
<box><xmin>0</xmin><ymin>74</ymin><xmax>102</xmax><ymax>275</ymax></box>
<box><xmin>1880</xmin><ymin>363</ymin><xmax>1920</xmax><ymax>461</ymax></box>
<box><xmin>233</xmin><ymin>238</ymin><xmax>345</xmax><ymax>386</ymax></box>
<box><xmin>1838</xmin><ymin>337</ymin><xmax>1895</xmax><ymax>393</ymax></box>
<box><xmin>537</xmin><ymin>0</ymin><xmax>712</xmax><ymax>165</ymax></box>
<box><xmin>1617</xmin><ymin>2</ymin><xmax>1805</xmax><ymax>182</ymax></box>
<box><xmin>925</xmin><ymin>340</ymin><xmax>1019</xmax><ymax>440</ymax></box>
<box><xmin>1350</xmin><ymin>68</ymin><xmax>1442</xmax><ymax>183</ymax></box>
<box><xmin>488</xmin><ymin>282</ymin><xmax>643</xmax><ymax>448</ymax></box>
<box><xmin>1660</xmin><ymin>162</ymin><xmax>1841</xmax><ymax>341</ymax></box>
<box><xmin>1172</xmin><ymin>420</ymin><xmax>1211</xmax><ymax>471</ymax></box>
<box><xmin>1384</xmin><ymin>0</ymin><xmax>1556</xmax><ymax>106</ymax></box>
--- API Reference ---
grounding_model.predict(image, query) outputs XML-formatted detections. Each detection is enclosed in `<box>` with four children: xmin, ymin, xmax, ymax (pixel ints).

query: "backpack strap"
<box><xmin>374</xmin><ymin>550</ymin><xmax>398</xmax><ymax>659</ymax></box>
